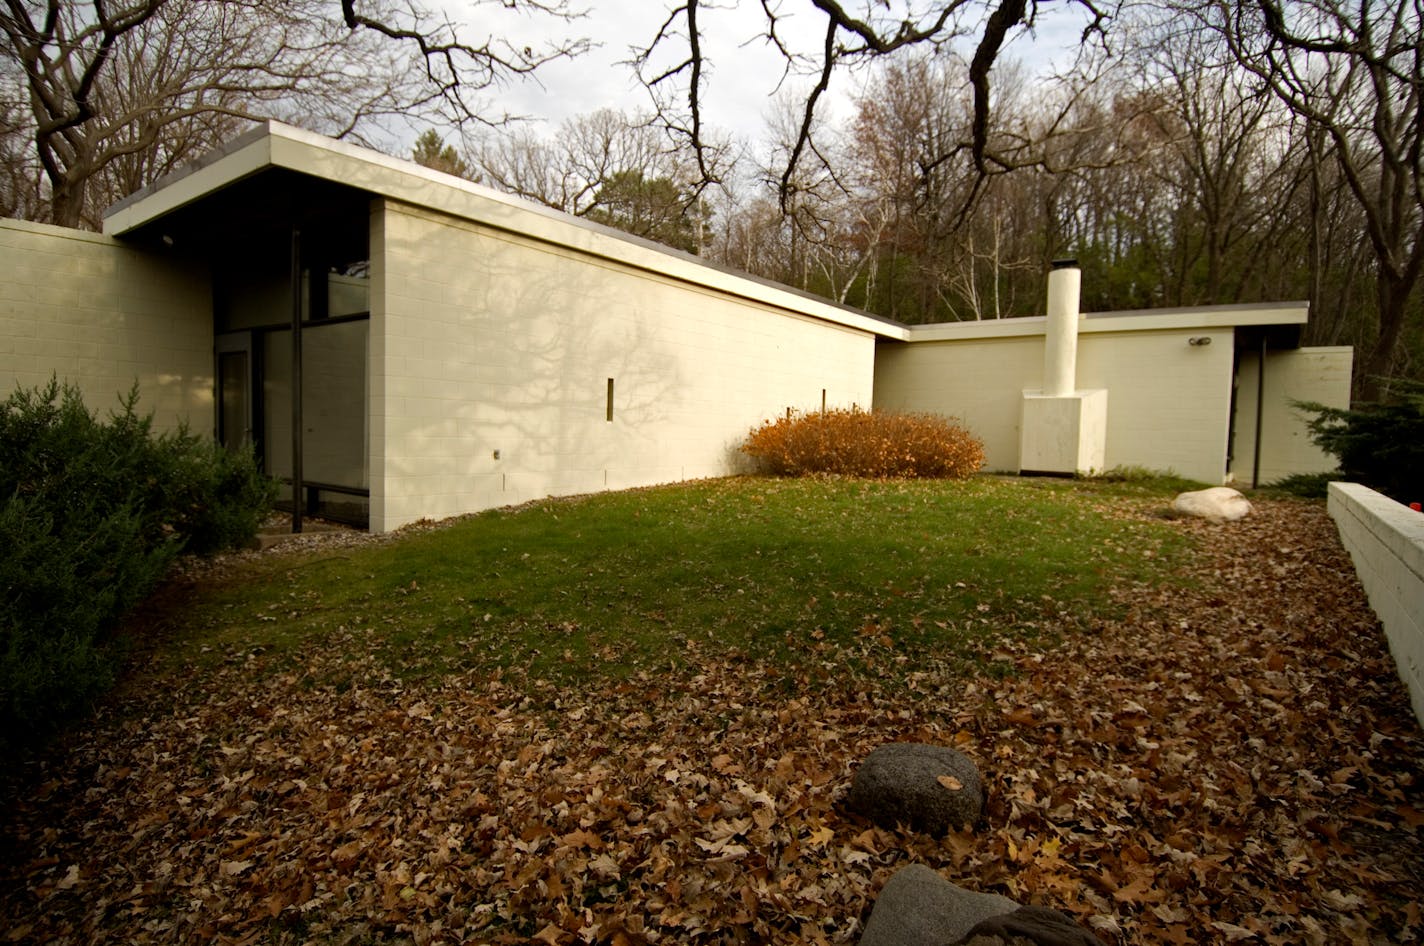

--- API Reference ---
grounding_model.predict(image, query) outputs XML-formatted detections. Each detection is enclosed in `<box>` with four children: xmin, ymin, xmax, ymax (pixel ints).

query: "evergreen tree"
<box><xmin>411</xmin><ymin>130</ymin><xmax>475</xmax><ymax>180</ymax></box>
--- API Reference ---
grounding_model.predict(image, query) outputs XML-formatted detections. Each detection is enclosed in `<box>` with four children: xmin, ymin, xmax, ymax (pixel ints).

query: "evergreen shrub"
<box><xmin>743</xmin><ymin>407</ymin><xmax>985</xmax><ymax>478</ymax></box>
<box><xmin>1297</xmin><ymin>381</ymin><xmax>1424</xmax><ymax>505</ymax></box>
<box><xmin>0</xmin><ymin>380</ymin><xmax>276</xmax><ymax>739</ymax></box>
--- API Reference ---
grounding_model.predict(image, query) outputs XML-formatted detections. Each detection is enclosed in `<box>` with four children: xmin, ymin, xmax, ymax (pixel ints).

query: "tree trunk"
<box><xmin>47</xmin><ymin>169</ymin><xmax>88</xmax><ymax>230</ymax></box>
<box><xmin>1356</xmin><ymin>275</ymin><xmax>1412</xmax><ymax>403</ymax></box>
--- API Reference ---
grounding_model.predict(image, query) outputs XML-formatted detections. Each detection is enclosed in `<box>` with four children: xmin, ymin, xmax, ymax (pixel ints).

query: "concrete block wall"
<box><xmin>1233</xmin><ymin>347</ymin><xmax>1352</xmax><ymax>486</ymax></box>
<box><xmin>1078</xmin><ymin>328</ymin><xmax>1235</xmax><ymax>481</ymax></box>
<box><xmin>875</xmin><ymin>327</ymin><xmax>1236</xmax><ymax>484</ymax></box>
<box><xmin>369</xmin><ymin>200</ymin><xmax>875</xmax><ymax>532</ymax></box>
<box><xmin>0</xmin><ymin>218</ymin><xmax>212</xmax><ymax>431</ymax></box>
<box><xmin>874</xmin><ymin>336</ymin><xmax>1040</xmax><ymax>474</ymax></box>
<box><xmin>1328</xmin><ymin>482</ymin><xmax>1424</xmax><ymax>730</ymax></box>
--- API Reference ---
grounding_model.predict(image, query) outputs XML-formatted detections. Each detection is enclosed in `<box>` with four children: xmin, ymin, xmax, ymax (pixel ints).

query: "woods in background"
<box><xmin>440</xmin><ymin>0</ymin><xmax>1421</xmax><ymax>400</ymax></box>
<box><xmin>700</xmin><ymin>0</ymin><xmax>1420</xmax><ymax>404</ymax></box>
<box><xmin>2</xmin><ymin>1</ymin><xmax>1418</xmax><ymax>399</ymax></box>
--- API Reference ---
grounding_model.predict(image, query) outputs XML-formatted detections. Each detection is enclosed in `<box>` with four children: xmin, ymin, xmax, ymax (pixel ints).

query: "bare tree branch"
<box><xmin>633</xmin><ymin>0</ymin><xmax>1114</xmax><ymax>212</ymax></box>
<box><xmin>2</xmin><ymin>0</ymin><xmax>587</xmax><ymax>227</ymax></box>
<box><xmin>1195</xmin><ymin>0</ymin><xmax>1421</xmax><ymax>397</ymax></box>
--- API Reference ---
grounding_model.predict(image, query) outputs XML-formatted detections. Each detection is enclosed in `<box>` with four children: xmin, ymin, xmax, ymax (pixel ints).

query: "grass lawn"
<box><xmin>166</xmin><ymin>474</ymin><xmax>1196</xmax><ymax>689</ymax></box>
<box><xmin>6</xmin><ymin>474</ymin><xmax>1422</xmax><ymax>946</ymax></box>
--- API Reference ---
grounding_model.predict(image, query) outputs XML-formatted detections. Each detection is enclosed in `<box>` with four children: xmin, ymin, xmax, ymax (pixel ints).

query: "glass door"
<box><xmin>215</xmin><ymin>332</ymin><xmax>255</xmax><ymax>453</ymax></box>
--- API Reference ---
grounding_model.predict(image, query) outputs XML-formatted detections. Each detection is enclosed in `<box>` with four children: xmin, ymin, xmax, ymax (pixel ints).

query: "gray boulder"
<box><xmin>959</xmin><ymin>905</ymin><xmax>1104</xmax><ymax>945</ymax></box>
<box><xmin>860</xmin><ymin>867</ymin><xmax>1103</xmax><ymax>946</ymax></box>
<box><xmin>846</xmin><ymin>742</ymin><xmax>984</xmax><ymax>836</ymax></box>
<box><xmin>859</xmin><ymin>864</ymin><xmax>1017</xmax><ymax>946</ymax></box>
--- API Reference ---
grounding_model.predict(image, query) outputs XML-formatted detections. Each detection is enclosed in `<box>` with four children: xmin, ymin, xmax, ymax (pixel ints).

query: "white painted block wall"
<box><xmin>875</xmin><ymin>327</ymin><xmax>1236</xmax><ymax>483</ymax></box>
<box><xmin>1078</xmin><ymin>329</ymin><xmax>1235</xmax><ymax>482</ymax></box>
<box><xmin>874</xmin><ymin>336</ymin><xmax>1041</xmax><ymax>473</ymax></box>
<box><xmin>1019</xmin><ymin>389</ymin><xmax>1107</xmax><ymax>475</ymax></box>
<box><xmin>369</xmin><ymin>201</ymin><xmax>876</xmax><ymax>532</ymax></box>
<box><xmin>1328</xmin><ymin>482</ymin><xmax>1424</xmax><ymax>730</ymax></box>
<box><xmin>1233</xmin><ymin>347</ymin><xmax>1353</xmax><ymax>486</ymax></box>
<box><xmin>0</xmin><ymin>218</ymin><xmax>212</xmax><ymax>431</ymax></box>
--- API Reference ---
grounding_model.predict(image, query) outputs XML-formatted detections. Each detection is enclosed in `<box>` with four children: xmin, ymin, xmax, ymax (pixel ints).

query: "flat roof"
<box><xmin>103</xmin><ymin>121</ymin><xmax>906</xmax><ymax>340</ymax></box>
<box><xmin>899</xmin><ymin>301</ymin><xmax>1309</xmax><ymax>343</ymax></box>
<box><xmin>103</xmin><ymin>121</ymin><xmax>1312</xmax><ymax>346</ymax></box>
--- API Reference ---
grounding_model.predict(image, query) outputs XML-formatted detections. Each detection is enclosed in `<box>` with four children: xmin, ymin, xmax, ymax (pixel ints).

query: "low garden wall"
<box><xmin>1328</xmin><ymin>482</ymin><xmax>1424</xmax><ymax>729</ymax></box>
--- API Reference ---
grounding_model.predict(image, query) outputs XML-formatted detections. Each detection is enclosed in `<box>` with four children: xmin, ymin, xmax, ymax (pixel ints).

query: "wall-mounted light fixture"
<box><xmin>1188</xmin><ymin>336</ymin><xmax>1212</xmax><ymax>346</ymax></box>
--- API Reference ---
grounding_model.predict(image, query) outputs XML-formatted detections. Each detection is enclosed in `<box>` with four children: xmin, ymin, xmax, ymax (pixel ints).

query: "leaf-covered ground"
<box><xmin>1</xmin><ymin>496</ymin><xmax>1420</xmax><ymax>945</ymax></box>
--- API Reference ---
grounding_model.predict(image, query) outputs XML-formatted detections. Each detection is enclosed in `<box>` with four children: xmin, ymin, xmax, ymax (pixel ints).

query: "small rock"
<box><xmin>1171</xmin><ymin>486</ymin><xmax>1253</xmax><ymax>522</ymax></box>
<box><xmin>846</xmin><ymin>743</ymin><xmax>984</xmax><ymax>836</ymax></box>
<box><xmin>859</xmin><ymin>864</ymin><xmax>1017</xmax><ymax>946</ymax></box>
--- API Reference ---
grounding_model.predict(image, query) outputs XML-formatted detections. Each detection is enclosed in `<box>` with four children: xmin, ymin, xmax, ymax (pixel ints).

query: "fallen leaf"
<box><xmin>1210</xmin><ymin>921</ymin><xmax>1258</xmax><ymax>941</ymax></box>
<box><xmin>219</xmin><ymin>860</ymin><xmax>253</xmax><ymax>878</ymax></box>
<box><xmin>533</xmin><ymin>923</ymin><xmax>565</xmax><ymax>945</ymax></box>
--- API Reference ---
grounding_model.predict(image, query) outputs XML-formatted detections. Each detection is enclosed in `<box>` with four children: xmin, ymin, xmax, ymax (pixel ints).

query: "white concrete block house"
<box><xmin>1</xmin><ymin>122</ymin><xmax>1351</xmax><ymax>533</ymax></box>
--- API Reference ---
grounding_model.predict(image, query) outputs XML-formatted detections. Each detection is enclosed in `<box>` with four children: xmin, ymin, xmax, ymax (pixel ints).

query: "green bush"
<box><xmin>1297</xmin><ymin>380</ymin><xmax>1424</xmax><ymax>505</ymax></box>
<box><xmin>1263</xmin><ymin>471</ymin><xmax>1344</xmax><ymax>499</ymax></box>
<box><xmin>742</xmin><ymin>407</ymin><xmax>985</xmax><ymax>478</ymax></box>
<box><xmin>0</xmin><ymin>380</ymin><xmax>276</xmax><ymax>740</ymax></box>
<box><xmin>1074</xmin><ymin>466</ymin><xmax>1210</xmax><ymax>496</ymax></box>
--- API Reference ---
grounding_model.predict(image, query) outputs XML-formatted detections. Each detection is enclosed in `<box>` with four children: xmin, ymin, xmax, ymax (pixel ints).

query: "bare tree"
<box><xmin>820</xmin><ymin>52</ymin><xmax>1134</xmax><ymax>320</ymax></box>
<box><xmin>1</xmin><ymin>0</ymin><xmax>581</xmax><ymax>228</ymax></box>
<box><xmin>1148</xmin><ymin>38</ymin><xmax>1279</xmax><ymax>302</ymax></box>
<box><xmin>471</xmin><ymin>127</ymin><xmax>581</xmax><ymax>209</ymax></box>
<box><xmin>756</xmin><ymin>89</ymin><xmax>850</xmax><ymax>291</ymax></box>
<box><xmin>707</xmin><ymin>188</ymin><xmax>790</xmax><ymax>277</ymax></box>
<box><xmin>0</xmin><ymin>90</ymin><xmax>40</xmax><ymax>218</ymax></box>
<box><xmin>472</xmin><ymin>107</ymin><xmax>730</xmax><ymax>237</ymax></box>
<box><xmin>1191</xmin><ymin>0</ymin><xmax>1422</xmax><ymax>399</ymax></box>
<box><xmin>1080</xmin><ymin>14</ymin><xmax>1299</xmax><ymax>307</ymax></box>
<box><xmin>630</xmin><ymin>0</ymin><xmax>1111</xmax><ymax>208</ymax></box>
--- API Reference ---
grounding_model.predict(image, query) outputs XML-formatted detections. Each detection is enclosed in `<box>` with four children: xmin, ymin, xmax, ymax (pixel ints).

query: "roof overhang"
<box><xmin>895</xmin><ymin>302</ymin><xmax>1310</xmax><ymax>346</ymax></box>
<box><xmin>103</xmin><ymin>121</ymin><xmax>905</xmax><ymax>340</ymax></box>
<box><xmin>101</xmin><ymin>122</ymin><xmax>1318</xmax><ymax>348</ymax></box>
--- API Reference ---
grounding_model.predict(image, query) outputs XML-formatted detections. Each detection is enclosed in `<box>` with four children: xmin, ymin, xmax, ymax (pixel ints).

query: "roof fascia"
<box><xmin>101</xmin><ymin>123</ymin><xmax>1313</xmax><ymax>346</ymax></box>
<box><xmin>104</xmin><ymin>121</ymin><xmax>907</xmax><ymax>341</ymax></box>
<box><xmin>102</xmin><ymin>122</ymin><xmax>274</xmax><ymax>235</ymax></box>
<box><xmin>900</xmin><ymin>302</ymin><xmax>1309</xmax><ymax>342</ymax></box>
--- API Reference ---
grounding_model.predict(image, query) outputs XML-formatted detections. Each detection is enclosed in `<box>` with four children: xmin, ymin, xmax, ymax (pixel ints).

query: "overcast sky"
<box><xmin>457</xmin><ymin>1</ymin><xmax>1099</xmax><ymax>146</ymax></box>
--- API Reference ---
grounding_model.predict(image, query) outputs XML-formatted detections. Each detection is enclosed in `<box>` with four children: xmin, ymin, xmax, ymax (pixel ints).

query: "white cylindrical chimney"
<box><xmin>1043</xmin><ymin>259</ymin><xmax>1081</xmax><ymax>397</ymax></box>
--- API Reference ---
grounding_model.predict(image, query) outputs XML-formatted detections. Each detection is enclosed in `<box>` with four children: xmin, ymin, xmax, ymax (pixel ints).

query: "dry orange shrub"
<box><xmin>742</xmin><ymin>408</ymin><xmax>985</xmax><ymax>478</ymax></box>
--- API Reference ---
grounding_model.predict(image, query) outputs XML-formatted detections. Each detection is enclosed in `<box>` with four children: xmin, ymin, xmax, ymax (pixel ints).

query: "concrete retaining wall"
<box><xmin>1328</xmin><ymin>482</ymin><xmax>1424</xmax><ymax>729</ymax></box>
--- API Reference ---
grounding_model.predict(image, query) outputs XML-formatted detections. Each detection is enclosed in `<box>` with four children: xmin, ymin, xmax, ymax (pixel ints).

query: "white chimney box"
<box><xmin>1019</xmin><ymin>260</ymin><xmax>1109</xmax><ymax>475</ymax></box>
